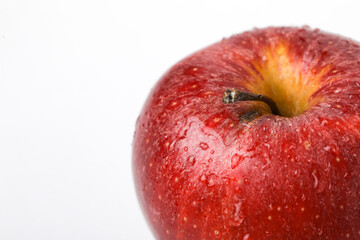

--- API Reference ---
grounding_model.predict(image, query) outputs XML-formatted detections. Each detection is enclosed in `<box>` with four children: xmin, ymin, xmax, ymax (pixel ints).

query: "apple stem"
<box><xmin>223</xmin><ymin>88</ymin><xmax>281</xmax><ymax>116</ymax></box>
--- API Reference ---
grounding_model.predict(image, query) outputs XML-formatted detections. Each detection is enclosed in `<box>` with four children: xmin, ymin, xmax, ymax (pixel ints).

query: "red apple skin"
<box><xmin>133</xmin><ymin>27</ymin><xmax>360</xmax><ymax>239</ymax></box>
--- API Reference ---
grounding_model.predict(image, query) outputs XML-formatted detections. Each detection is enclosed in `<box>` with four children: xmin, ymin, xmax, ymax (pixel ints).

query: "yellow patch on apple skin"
<box><xmin>244</xmin><ymin>43</ymin><xmax>331</xmax><ymax>117</ymax></box>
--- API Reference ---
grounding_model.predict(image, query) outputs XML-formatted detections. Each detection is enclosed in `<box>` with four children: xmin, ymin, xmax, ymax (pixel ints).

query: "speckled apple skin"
<box><xmin>133</xmin><ymin>27</ymin><xmax>360</xmax><ymax>240</ymax></box>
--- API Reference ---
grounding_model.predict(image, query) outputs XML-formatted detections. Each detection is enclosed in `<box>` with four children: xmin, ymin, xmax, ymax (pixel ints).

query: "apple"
<box><xmin>133</xmin><ymin>27</ymin><xmax>360</xmax><ymax>239</ymax></box>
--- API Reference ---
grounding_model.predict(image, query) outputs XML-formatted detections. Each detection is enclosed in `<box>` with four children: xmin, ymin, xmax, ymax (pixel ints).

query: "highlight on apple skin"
<box><xmin>133</xmin><ymin>27</ymin><xmax>360</xmax><ymax>240</ymax></box>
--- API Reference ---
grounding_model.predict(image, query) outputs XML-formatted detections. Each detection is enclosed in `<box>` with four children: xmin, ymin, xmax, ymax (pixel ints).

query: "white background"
<box><xmin>0</xmin><ymin>0</ymin><xmax>359</xmax><ymax>239</ymax></box>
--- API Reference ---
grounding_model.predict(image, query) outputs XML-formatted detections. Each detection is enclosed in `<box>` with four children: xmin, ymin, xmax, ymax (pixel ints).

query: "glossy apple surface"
<box><xmin>133</xmin><ymin>27</ymin><xmax>360</xmax><ymax>239</ymax></box>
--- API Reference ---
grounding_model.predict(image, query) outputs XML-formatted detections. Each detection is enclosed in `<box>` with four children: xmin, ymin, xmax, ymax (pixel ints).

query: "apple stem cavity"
<box><xmin>223</xmin><ymin>88</ymin><xmax>281</xmax><ymax>116</ymax></box>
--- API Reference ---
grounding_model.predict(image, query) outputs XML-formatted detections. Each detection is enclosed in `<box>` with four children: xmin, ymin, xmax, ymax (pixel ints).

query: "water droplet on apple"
<box><xmin>200</xmin><ymin>142</ymin><xmax>209</xmax><ymax>150</ymax></box>
<box><xmin>231</xmin><ymin>153</ymin><xmax>245</xmax><ymax>169</ymax></box>
<box><xmin>184</xmin><ymin>146</ymin><xmax>188</xmax><ymax>152</ymax></box>
<box><xmin>243</xmin><ymin>233</ymin><xmax>250</xmax><ymax>240</ymax></box>
<box><xmin>210</xmin><ymin>150</ymin><xmax>215</xmax><ymax>154</ymax></box>
<box><xmin>200</xmin><ymin>174</ymin><xmax>207</xmax><ymax>182</ymax></box>
<box><xmin>230</xmin><ymin>201</ymin><xmax>244</xmax><ymax>226</ymax></box>
<box><xmin>187</xmin><ymin>155</ymin><xmax>196</xmax><ymax>166</ymax></box>
<box><xmin>334</xmin><ymin>88</ymin><xmax>341</xmax><ymax>93</ymax></box>
<box><xmin>301</xmin><ymin>194</ymin><xmax>306</xmax><ymax>201</ymax></box>
<box><xmin>261</xmin><ymin>157</ymin><xmax>270</xmax><ymax>170</ymax></box>
<box><xmin>244</xmin><ymin>178</ymin><xmax>250</xmax><ymax>184</ymax></box>
<box><xmin>321</xmin><ymin>119</ymin><xmax>329</xmax><ymax>126</ymax></box>
<box><xmin>208</xmin><ymin>158</ymin><xmax>213</xmax><ymax>163</ymax></box>
<box><xmin>312</xmin><ymin>172</ymin><xmax>319</xmax><ymax>188</ymax></box>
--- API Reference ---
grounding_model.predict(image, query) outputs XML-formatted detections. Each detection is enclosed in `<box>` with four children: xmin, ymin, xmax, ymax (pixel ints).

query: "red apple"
<box><xmin>133</xmin><ymin>27</ymin><xmax>360</xmax><ymax>239</ymax></box>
